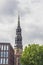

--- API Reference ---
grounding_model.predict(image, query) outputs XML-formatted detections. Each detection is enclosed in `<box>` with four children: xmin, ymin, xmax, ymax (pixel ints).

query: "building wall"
<box><xmin>14</xmin><ymin>48</ymin><xmax>22</xmax><ymax>65</ymax></box>
<box><xmin>9</xmin><ymin>44</ymin><xmax>14</xmax><ymax>65</ymax></box>
<box><xmin>0</xmin><ymin>43</ymin><xmax>14</xmax><ymax>65</ymax></box>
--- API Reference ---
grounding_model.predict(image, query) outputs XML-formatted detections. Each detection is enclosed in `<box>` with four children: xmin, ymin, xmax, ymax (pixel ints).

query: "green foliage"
<box><xmin>20</xmin><ymin>44</ymin><xmax>43</xmax><ymax>65</ymax></box>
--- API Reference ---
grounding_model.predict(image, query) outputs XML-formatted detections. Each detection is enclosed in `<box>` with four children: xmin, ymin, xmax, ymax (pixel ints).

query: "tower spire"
<box><xmin>14</xmin><ymin>14</ymin><xmax>23</xmax><ymax>65</ymax></box>
<box><xmin>14</xmin><ymin>14</ymin><xmax>22</xmax><ymax>49</ymax></box>
<box><xmin>18</xmin><ymin>14</ymin><xmax>20</xmax><ymax>27</ymax></box>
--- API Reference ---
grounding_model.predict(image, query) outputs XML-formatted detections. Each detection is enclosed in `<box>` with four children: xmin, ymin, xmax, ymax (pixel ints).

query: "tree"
<box><xmin>20</xmin><ymin>44</ymin><xmax>43</xmax><ymax>65</ymax></box>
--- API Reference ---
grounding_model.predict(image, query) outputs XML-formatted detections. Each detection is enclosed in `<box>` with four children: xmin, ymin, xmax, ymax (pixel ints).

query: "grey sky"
<box><xmin>0</xmin><ymin>0</ymin><xmax>43</xmax><ymax>48</ymax></box>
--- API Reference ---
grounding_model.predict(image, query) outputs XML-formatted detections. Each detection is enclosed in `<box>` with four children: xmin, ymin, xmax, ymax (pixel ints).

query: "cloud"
<box><xmin>0</xmin><ymin>0</ymin><xmax>43</xmax><ymax>48</ymax></box>
<box><xmin>0</xmin><ymin>0</ymin><xmax>19</xmax><ymax>15</ymax></box>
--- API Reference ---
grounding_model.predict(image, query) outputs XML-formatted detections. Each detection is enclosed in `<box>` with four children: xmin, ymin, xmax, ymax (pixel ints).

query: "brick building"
<box><xmin>0</xmin><ymin>43</ymin><xmax>14</xmax><ymax>65</ymax></box>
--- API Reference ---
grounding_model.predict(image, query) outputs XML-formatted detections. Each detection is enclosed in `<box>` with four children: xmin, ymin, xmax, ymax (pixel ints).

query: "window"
<box><xmin>4</xmin><ymin>45</ymin><xmax>9</xmax><ymax>50</ymax></box>
<box><xmin>0</xmin><ymin>45</ymin><xmax>1</xmax><ymax>48</ymax></box>
<box><xmin>6</xmin><ymin>45</ymin><xmax>9</xmax><ymax>50</ymax></box>
<box><xmin>3</xmin><ymin>58</ymin><xmax>5</xmax><ymax>64</ymax></box>
<box><xmin>4</xmin><ymin>45</ymin><xmax>6</xmax><ymax>50</ymax></box>
<box><xmin>6</xmin><ymin>52</ymin><xmax>8</xmax><ymax>57</ymax></box>
<box><xmin>0</xmin><ymin>59</ymin><xmax>1</xmax><ymax>64</ymax></box>
<box><xmin>4</xmin><ymin>52</ymin><xmax>7</xmax><ymax>57</ymax></box>
<box><xmin>0</xmin><ymin>48</ymin><xmax>1</xmax><ymax>57</ymax></box>
<box><xmin>6</xmin><ymin>58</ymin><xmax>8</xmax><ymax>64</ymax></box>
<box><xmin>4</xmin><ymin>52</ymin><xmax>8</xmax><ymax>57</ymax></box>
<box><xmin>4</xmin><ymin>52</ymin><xmax>5</xmax><ymax>57</ymax></box>
<box><xmin>1</xmin><ymin>52</ymin><xmax>3</xmax><ymax>57</ymax></box>
<box><xmin>0</xmin><ymin>52</ymin><xmax>1</xmax><ymax>57</ymax></box>
<box><xmin>1</xmin><ymin>45</ymin><xmax>3</xmax><ymax>50</ymax></box>
<box><xmin>0</xmin><ymin>58</ymin><xmax>3</xmax><ymax>64</ymax></box>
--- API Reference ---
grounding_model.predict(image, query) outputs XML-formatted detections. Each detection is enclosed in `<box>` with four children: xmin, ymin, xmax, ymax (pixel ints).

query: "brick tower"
<box><xmin>14</xmin><ymin>15</ymin><xmax>23</xmax><ymax>65</ymax></box>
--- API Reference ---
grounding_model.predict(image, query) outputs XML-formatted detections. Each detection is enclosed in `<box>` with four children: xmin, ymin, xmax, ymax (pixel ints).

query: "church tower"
<box><xmin>14</xmin><ymin>15</ymin><xmax>23</xmax><ymax>65</ymax></box>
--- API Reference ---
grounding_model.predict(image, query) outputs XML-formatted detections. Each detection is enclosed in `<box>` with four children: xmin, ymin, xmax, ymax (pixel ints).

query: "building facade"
<box><xmin>14</xmin><ymin>15</ymin><xmax>23</xmax><ymax>65</ymax></box>
<box><xmin>0</xmin><ymin>43</ymin><xmax>14</xmax><ymax>65</ymax></box>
